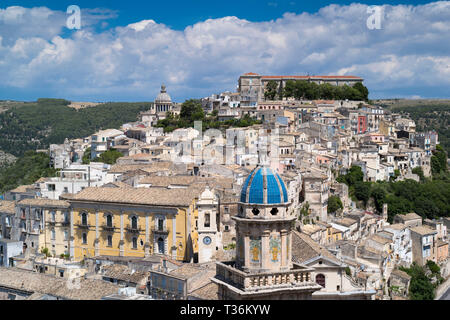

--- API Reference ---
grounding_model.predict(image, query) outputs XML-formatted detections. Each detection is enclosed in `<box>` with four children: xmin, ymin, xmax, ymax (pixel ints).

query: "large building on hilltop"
<box><xmin>238</xmin><ymin>73</ymin><xmax>364</xmax><ymax>105</ymax></box>
<box><xmin>213</xmin><ymin>166</ymin><xmax>322</xmax><ymax>300</ymax></box>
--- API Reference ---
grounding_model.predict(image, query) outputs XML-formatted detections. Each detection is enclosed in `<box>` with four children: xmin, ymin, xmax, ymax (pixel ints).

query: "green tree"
<box><xmin>180</xmin><ymin>99</ymin><xmax>204</xmax><ymax>122</ymax></box>
<box><xmin>431</xmin><ymin>145</ymin><xmax>448</xmax><ymax>176</ymax></box>
<box><xmin>82</xmin><ymin>148</ymin><xmax>91</xmax><ymax>164</ymax></box>
<box><xmin>354</xmin><ymin>181</ymin><xmax>371</xmax><ymax>206</ymax></box>
<box><xmin>93</xmin><ymin>149</ymin><xmax>123</xmax><ymax>165</ymax></box>
<box><xmin>412</xmin><ymin>167</ymin><xmax>425</xmax><ymax>182</ymax></box>
<box><xmin>328</xmin><ymin>195</ymin><xmax>343</xmax><ymax>213</ymax></box>
<box><xmin>264</xmin><ymin>80</ymin><xmax>279</xmax><ymax>100</ymax></box>
<box><xmin>353</xmin><ymin>82</ymin><xmax>369</xmax><ymax>101</ymax></box>
<box><xmin>370</xmin><ymin>184</ymin><xmax>386</xmax><ymax>213</ymax></box>
<box><xmin>400</xmin><ymin>263</ymin><xmax>435</xmax><ymax>300</ymax></box>
<box><xmin>0</xmin><ymin>151</ymin><xmax>58</xmax><ymax>193</ymax></box>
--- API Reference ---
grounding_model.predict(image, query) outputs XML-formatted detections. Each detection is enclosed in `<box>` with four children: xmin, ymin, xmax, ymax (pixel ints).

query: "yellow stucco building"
<box><xmin>61</xmin><ymin>187</ymin><xmax>200</xmax><ymax>262</ymax></box>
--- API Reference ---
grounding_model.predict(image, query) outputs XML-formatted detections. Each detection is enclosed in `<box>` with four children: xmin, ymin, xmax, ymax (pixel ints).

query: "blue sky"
<box><xmin>0</xmin><ymin>1</ymin><xmax>449</xmax><ymax>101</ymax></box>
<box><xmin>1</xmin><ymin>0</ymin><xmax>435</xmax><ymax>30</ymax></box>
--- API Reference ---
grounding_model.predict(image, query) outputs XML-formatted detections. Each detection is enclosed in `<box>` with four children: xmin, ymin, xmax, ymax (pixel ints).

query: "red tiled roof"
<box><xmin>242</xmin><ymin>72</ymin><xmax>260</xmax><ymax>76</ymax></box>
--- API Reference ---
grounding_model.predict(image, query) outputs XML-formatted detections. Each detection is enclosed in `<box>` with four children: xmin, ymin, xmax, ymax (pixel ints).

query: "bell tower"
<box><xmin>197</xmin><ymin>186</ymin><xmax>219</xmax><ymax>263</ymax></box>
<box><xmin>213</xmin><ymin>165</ymin><xmax>322</xmax><ymax>300</ymax></box>
<box><xmin>235</xmin><ymin>166</ymin><xmax>293</xmax><ymax>273</ymax></box>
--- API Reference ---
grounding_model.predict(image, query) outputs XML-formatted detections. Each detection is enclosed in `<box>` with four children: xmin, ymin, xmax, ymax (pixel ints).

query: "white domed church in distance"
<box><xmin>140</xmin><ymin>84</ymin><xmax>180</xmax><ymax>126</ymax></box>
<box><xmin>155</xmin><ymin>84</ymin><xmax>173</xmax><ymax>114</ymax></box>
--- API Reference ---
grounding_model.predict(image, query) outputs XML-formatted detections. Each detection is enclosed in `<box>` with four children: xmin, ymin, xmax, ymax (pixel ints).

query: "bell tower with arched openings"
<box><xmin>213</xmin><ymin>165</ymin><xmax>322</xmax><ymax>300</ymax></box>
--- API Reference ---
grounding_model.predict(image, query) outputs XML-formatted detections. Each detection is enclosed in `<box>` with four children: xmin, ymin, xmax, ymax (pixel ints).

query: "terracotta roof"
<box><xmin>9</xmin><ymin>184</ymin><xmax>35</xmax><ymax>193</ymax></box>
<box><xmin>368</xmin><ymin>234</ymin><xmax>392</xmax><ymax>245</ymax></box>
<box><xmin>102</xmin><ymin>264</ymin><xmax>149</xmax><ymax>284</ymax></box>
<box><xmin>102</xmin><ymin>181</ymin><xmax>132</xmax><ymax>188</ymax></box>
<box><xmin>390</xmin><ymin>269</ymin><xmax>411</xmax><ymax>280</ymax></box>
<box><xmin>385</xmin><ymin>224</ymin><xmax>407</xmax><ymax>231</ymax></box>
<box><xmin>189</xmin><ymin>282</ymin><xmax>218</xmax><ymax>300</ymax></box>
<box><xmin>0</xmin><ymin>268</ymin><xmax>119</xmax><ymax>300</ymax></box>
<box><xmin>334</xmin><ymin>217</ymin><xmax>358</xmax><ymax>227</ymax></box>
<box><xmin>61</xmin><ymin>187</ymin><xmax>199</xmax><ymax>207</ymax></box>
<box><xmin>292</xmin><ymin>231</ymin><xmax>341</xmax><ymax>265</ymax></box>
<box><xmin>396</xmin><ymin>213</ymin><xmax>422</xmax><ymax>221</ymax></box>
<box><xmin>139</xmin><ymin>175</ymin><xmax>233</xmax><ymax>190</ymax></box>
<box><xmin>301</xmin><ymin>224</ymin><xmax>324</xmax><ymax>235</ymax></box>
<box><xmin>410</xmin><ymin>226</ymin><xmax>437</xmax><ymax>236</ymax></box>
<box><xmin>17</xmin><ymin>198</ymin><xmax>70</xmax><ymax>208</ymax></box>
<box><xmin>109</xmin><ymin>162</ymin><xmax>173</xmax><ymax>174</ymax></box>
<box><xmin>0</xmin><ymin>200</ymin><xmax>16</xmax><ymax>214</ymax></box>
<box><xmin>169</xmin><ymin>264</ymin><xmax>206</xmax><ymax>279</ymax></box>
<box><xmin>242</xmin><ymin>72</ymin><xmax>259</xmax><ymax>76</ymax></box>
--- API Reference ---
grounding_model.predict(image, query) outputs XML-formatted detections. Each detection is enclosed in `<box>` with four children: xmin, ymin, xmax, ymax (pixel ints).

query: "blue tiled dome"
<box><xmin>240</xmin><ymin>166</ymin><xmax>289</xmax><ymax>204</ymax></box>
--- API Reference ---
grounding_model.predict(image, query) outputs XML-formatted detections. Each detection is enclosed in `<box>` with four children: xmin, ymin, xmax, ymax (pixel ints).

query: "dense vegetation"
<box><xmin>399</xmin><ymin>261</ymin><xmax>444</xmax><ymax>300</ymax></box>
<box><xmin>156</xmin><ymin>99</ymin><xmax>261</xmax><ymax>133</ymax></box>
<box><xmin>264</xmin><ymin>80</ymin><xmax>369</xmax><ymax>101</ymax></box>
<box><xmin>91</xmin><ymin>149</ymin><xmax>123</xmax><ymax>165</ymax></box>
<box><xmin>0</xmin><ymin>98</ymin><xmax>152</xmax><ymax>157</ymax></box>
<box><xmin>327</xmin><ymin>195</ymin><xmax>343</xmax><ymax>214</ymax></box>
<box><xmin>0</xmin><ymin>151</ymin><xmax>58</xmax><ymax>193</ymax></box>
<box><xmin>337</xmin><ymin>161</ymin><xmax>450</xmax><ymax>222</ymax></box>
<box><xmin>386</xmin><ymin>101</ymin><xmax>450</xmax><ymax>154</ymax></box>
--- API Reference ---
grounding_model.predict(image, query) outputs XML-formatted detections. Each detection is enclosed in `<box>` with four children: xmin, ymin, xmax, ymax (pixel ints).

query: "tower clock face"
<box><xmin>203</xmin><ymin>236</ymin><xmax>212</xmax><ymax>245</ymax></box>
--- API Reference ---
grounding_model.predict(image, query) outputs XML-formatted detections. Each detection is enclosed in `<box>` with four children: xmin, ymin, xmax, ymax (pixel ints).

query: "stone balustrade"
<box><xmin>216</xmin><ymin>261</ymin><xmax>314</xmax><ymax>292</ymax></box>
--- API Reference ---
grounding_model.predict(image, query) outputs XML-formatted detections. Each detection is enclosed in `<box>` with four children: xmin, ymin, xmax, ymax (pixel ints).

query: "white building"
<box><xmin>37</xmin><ymin>163</ymin><xmax>112</xmax><ymax>200</ymax></box>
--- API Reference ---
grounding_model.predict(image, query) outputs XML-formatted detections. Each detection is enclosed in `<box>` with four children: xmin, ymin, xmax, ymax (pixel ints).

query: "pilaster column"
<box><xmin>95</xmin><ymin>210</ymin><xmax>99</xmax><ymax>256</ymax></box>
<box><xmin>261</xmin><ymin>230</ymin><xmax>270</xmax><ymax>270</ymax></box>
<box><xmin>145</xmin><ymin>215</ymin><xmax>150</xmax><ymax>257</ymax></box>
<box><xmin>244</xmin><ymin>233</ymin><xmax>250</xmax><ymax>271</ymax></box>
<box><xmin>172</xmin><ymin>215</ymin><xmax>177</xmax><ymax>259</ymax></box>
<box><xmin>120</xmin><ymin>210</ymin><xmax>124</xmax><ymax>256</ymax></box>
<box><xmin>69</xmin><ymin>209</ymin><xmax>75</xmax><ymax>259</ymax></box>
<box><xmin>281</xmin><ymin>229</ymin><xmax>288</xmax><ymax>268</ymax></box>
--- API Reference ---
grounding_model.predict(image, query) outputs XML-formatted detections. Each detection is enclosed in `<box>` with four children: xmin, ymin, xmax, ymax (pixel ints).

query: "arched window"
<box><xmin>316</xmin><ymin>274</ymin><xmax>326</xmax><ymax>288</ymax></box>
<box><xmin>204</xmin><ymin>213</ymin><xmax>211</xmax><ymax>228</ymax></box>
<box><xmin>158</xmin><ymin>237</ymin><xmax>165</xmax><ymax>254</ymax></box>
<box><xmin>106</xmin><ymin>215</ymin><xmax>113</xmax><ymax>227</ymax></box>
<box><xmin>81</xmin><ymin>212</ymin><xmax>88</xmax><ymax>226</ymax></box>
<box><xmin>131</xmin><ymin>216</ymin><xmax>138</xmax><ymax>230</ymax></box>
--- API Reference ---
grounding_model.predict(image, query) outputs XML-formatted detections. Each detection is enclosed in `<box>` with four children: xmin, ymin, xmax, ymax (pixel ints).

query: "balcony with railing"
<box><xmin>215</xmin><ymin>261</ymin><xmax>316</xmax><ymax>292</ymax></box>
<box><xmin>126</xmin><ymin>225</ymin><xmax>142</xmax><ymax>234</ymax></box>
<box><xmin>152</xmin><ymin>225</ymin><xmax>169</xmax><ymax>234</ymax></box>
<box><xmin>102</xmin><ymin>224</ymin><xmax>116</xmax><ymax>232</ymax></box>
<box><xmin>75</xmin><ymin>222</ymin><xmax>90</xmax><ymax>229</ymax></box>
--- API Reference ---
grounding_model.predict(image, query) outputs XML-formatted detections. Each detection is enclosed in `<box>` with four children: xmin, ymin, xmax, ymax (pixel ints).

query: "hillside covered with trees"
<box><xmin>0</xmin><ymin>99</ymin><xmax>152</xmax><ymax>157</ymax></box>
<box><xmin>0</xmin><ymin>151</ymin><xmax>58</xmax><ymax>193</ymax></box>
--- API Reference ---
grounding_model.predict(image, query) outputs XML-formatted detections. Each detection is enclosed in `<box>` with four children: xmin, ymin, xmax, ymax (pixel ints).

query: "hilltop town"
<box><xmin>0</xmin><ymin>73</ymin><xmax>448</xmax><ymax>301</ymax></box>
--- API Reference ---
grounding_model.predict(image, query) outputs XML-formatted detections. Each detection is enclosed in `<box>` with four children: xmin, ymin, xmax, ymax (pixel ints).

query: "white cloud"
<box><xmin>0</xmin><ymin>2</ymin><xmax>449</xmax><ymax>100</ymax></box>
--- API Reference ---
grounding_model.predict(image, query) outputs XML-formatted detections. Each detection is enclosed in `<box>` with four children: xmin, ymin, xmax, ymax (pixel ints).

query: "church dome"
<box><xmin>155</xmin><ymin>84</ymin><xmax>172</xmax><ymax>103</ymax></box>
<box><xmin>240</xmin><ymin>166</ymin><xmax>289</xmax><ymax>205</ymax></box>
